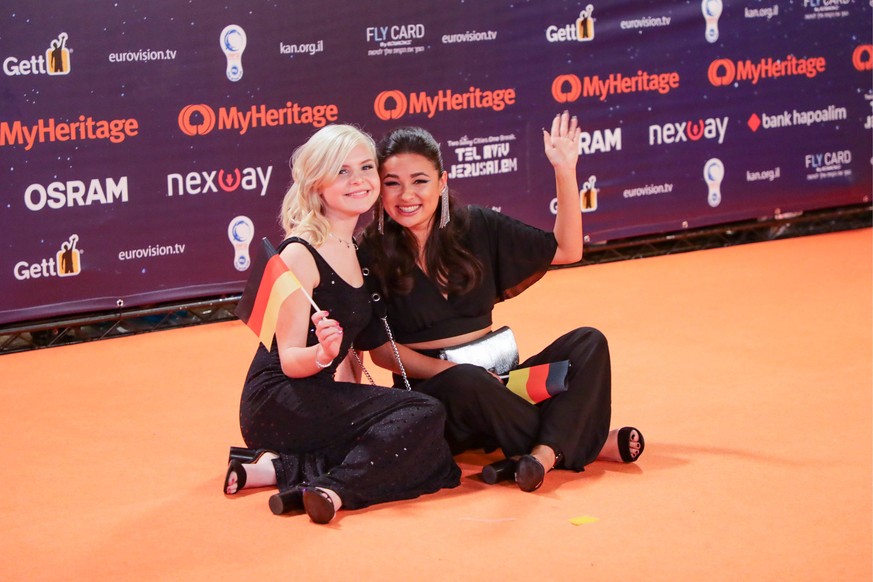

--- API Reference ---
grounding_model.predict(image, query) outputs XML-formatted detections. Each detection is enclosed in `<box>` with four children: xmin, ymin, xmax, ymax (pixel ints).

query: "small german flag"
<box><xmin>502</xmin><ymin>360</ymin><xmax>570</xmax><ymax>404</ymax></box>
<box><xmin>235</xmin><ymin>238</ymin><xmax>303</xmax><ymax>348</ymax></box>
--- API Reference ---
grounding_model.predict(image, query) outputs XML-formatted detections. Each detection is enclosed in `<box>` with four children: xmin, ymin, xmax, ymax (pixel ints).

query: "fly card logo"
<box><xmin>14</xmin><ymin>234</ymin><xmax>83</xmax><ymax>281</ymax></box>
<box><xmin>546</xmin><ymin>5</ymin><xmax>596</xmax><ymax>42</ymax></box>
<box><xmin>803</xmin><ymin>0</ymin><xmax>851</xmax><ymax>19</ymax></box>
<box><xmin>366</xmin><ymin>23</ymin><xmax>427</xmax><ymax>56</ymax></box>
<box><xmin>4</xmin><ymin>32</ymin><xmax>71</xmax><ymax>76</ymax></box>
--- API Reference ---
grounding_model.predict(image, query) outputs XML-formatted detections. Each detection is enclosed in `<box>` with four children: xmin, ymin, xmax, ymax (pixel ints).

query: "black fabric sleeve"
<box><xmin>472</xmin><ymin>206</ymin><xmax>558</xmax><ymax>301</ymax></box>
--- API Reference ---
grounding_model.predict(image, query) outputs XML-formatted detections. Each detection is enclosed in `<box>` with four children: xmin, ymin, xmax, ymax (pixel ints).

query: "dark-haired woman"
<box><xmin>359</xmin><ymin>113</ymin><xmax>644</xmax><ymax>492</ymax></box>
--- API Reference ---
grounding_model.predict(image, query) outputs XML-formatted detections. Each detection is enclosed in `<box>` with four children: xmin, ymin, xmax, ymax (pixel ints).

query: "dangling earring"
<box><xmin>376</xmin><ymin>198</ymin><xmax>385</xmax><ymax>234</ymax></box>
<box><xmin>439</xmin><ymin>186</ymin><xmax>450</xmax><ymax>229</ymax></box>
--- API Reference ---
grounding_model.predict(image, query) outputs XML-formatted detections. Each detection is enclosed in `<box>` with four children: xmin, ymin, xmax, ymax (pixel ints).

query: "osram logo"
<box><xmin>708</xmin><ymin>55</ymin><xmax>826</xmax><ymax>86</ymax></box>
<box><xmin>373</xmin><ymin>86</ymin><xmax>516</xmax><ymax>120</ymax></box>
<box><xmin>178</xmin><ymin>101</ymin><xmax>339</xmax><ymax>136</ymax></box>
<box><xmin>24</xmin><ymin>177</ymin><xmax>129</xmax><ymax>211</ymax></box>
<box><xmin>579</xmin><ymin>128</ymin><xmax>621</xmax><ymax>154</ymax></box>
<box><xmin>3</xmin><ymin>32</ymin><xmax>71</xmax><ymax>76</ymax></box>
<box><xmin>551</xmin><ymin>70</ymin><xmax>680</xmax><ymax>103</ymax></box>
<box><xmin>853</xmin><ymin>45</ymin><xmax>872</xmax><ymax>71</ymax></box>
<box><xmin>649</xmin><ymin>117</ymin><xmax>728</xmax><ymax>145</ymax></box>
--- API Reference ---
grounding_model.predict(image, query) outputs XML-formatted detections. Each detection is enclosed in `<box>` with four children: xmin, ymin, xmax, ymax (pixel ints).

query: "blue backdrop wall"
<box><xmin>2</xmin><ymin>0</ymin><xmax>870</xmax><ymax>325</ymax></box>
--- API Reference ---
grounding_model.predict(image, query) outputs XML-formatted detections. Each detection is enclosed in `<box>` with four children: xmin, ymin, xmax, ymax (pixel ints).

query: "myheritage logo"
<box><xmin>853</xmin><ymin>45</ymin><xmax>873</xmax><ymax>71</ymax></box>
<box><xmin>177</xmin><ymin>101</ymin><xmax>339</xmax><ymax>136</ymax></box>
<box><xmin>552</xmin><ymin>70</ymin><xmax>680</xmax><ymax>103</ymax></box>
<box><xmin>708</xmin><ymin>55</ymin><xmax>826</xmax><ymax>86</ymax></box>
<box><xmin>3</xmin><ymin>32</ymin><xmax>71</xmax><ymax>76</ymax></box>
<box><xmin>373</xmin><ymin>86</ymin><xmax>516</xmax><ymax>120</ymax></box>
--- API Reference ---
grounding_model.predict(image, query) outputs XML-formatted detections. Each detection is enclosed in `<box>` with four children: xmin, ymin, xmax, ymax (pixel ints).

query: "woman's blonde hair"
<box><xmin>279</xmin><ymin>124</ymin><xmax>376</xmax><ymax>245</ymax></box>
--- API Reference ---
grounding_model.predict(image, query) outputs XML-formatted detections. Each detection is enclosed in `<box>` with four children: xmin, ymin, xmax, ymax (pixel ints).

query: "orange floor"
<box><xmin>1</xmin><ymin>228</ymin><xmax>870</xmax><ymax>581</ymax></box>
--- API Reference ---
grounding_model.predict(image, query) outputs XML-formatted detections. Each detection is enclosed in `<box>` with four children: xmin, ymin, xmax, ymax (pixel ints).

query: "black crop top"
<box><xmin>361</xmin><ymin>206</ymin><xmax>558</xmax><ymax>344</ymax></box>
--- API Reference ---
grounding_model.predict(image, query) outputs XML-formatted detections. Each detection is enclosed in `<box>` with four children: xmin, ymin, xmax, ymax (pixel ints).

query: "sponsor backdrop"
<box><xmin>2</xmin><ymin>0</ymin><xmax>871</xmax><ymax>325</ymax></box>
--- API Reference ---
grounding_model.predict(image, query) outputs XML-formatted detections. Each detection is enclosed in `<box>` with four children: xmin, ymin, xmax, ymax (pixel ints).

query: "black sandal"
<box><xmin>269</xmin><ymin>487</ymin><xmax>304</xmax><ymax>515</ymax></box>
<box><xmin>617</xmin><ymin>427</ymin><xmax>645</xmax><ymax>463</ymax></box>
<box><xmin>514</xmin><ymin>455</ymin><xmax>545</xmax><ymax>492</ymax></box>
<box><xmin>223</xmin><ymin>459</ymin><xmax>247</xmax><ymax>495</ymax></box>
<box><xmin>481</xmin><ymin>458</ymin><xmax>517</xmax><ymax>484</ymax></box>
<box><xmin>302</xmin><ymin>487</ymin><xmax>336</xmax><ymax>524</ymax></box>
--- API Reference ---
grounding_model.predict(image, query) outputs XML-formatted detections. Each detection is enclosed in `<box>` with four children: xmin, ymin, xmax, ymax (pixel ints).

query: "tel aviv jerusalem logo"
<box><xmin>220</xmin><ymin>25</ymin><xmax>247</xmax><ymax>82</ymax></box>
<box><xmin>701</xmin><ymin>0</ymin><xmax>723</xmax><ymax>43</ymax></box>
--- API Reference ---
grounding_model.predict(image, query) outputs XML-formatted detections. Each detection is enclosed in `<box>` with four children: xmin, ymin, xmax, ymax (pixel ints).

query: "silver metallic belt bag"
<box><xmin>437</xmin><ymin>326</ymin><xmax>519</xmax><ymax>376</ymax></box>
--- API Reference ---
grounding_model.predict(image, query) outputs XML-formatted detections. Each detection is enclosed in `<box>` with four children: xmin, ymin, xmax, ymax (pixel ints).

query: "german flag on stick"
<box><xmin>501</xmin><ymin>360</ymin><xmax>570</xmax><ymax>404</ymax></box>
<box><xmin>235</xmin><ymin>238</ymin><xmax>319</xmax><ymax>348</ymax></box>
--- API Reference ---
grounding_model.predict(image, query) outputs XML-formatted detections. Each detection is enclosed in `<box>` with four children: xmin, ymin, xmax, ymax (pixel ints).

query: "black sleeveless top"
<box><xmin>245</xmin><ymin>237</ymin><xmax>386</xmax><ymax>383</ymax></box>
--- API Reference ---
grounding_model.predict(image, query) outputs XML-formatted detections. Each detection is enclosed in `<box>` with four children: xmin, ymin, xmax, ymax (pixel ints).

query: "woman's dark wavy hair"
<box><xmin>362</xmin><ymin>126</ymin><xmax>483</xmax><ymax>298</ymax></box>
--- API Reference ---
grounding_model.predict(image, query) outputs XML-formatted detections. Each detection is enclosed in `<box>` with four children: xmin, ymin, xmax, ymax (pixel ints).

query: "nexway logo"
<box><xmin>167</xmin><ymin>166</ymin><xmax>273</xmax><ymax>197</ymax></box>
<box><xmin>649</xmin><ymin>117</ymin><xmax>728</xmax><ymax>145</ymax></box>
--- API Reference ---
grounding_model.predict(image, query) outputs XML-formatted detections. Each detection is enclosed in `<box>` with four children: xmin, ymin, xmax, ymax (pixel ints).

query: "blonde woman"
<box><xmin>225</xmin><ymin>125</ymin><xmax>460</xmax><ymax>524</ymax></box>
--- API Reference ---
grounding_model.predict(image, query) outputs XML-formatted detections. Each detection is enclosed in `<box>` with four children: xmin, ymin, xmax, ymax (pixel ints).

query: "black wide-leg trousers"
<box><xmin>404</xmin><ymin>327</ymin><xmax>612</xmax><ymax>471</ymax></box>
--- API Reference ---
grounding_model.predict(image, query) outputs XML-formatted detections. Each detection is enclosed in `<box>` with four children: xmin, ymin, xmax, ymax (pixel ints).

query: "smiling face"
<box><xmin>379</xmin><ymin>152</ymin><xmax>447</xmax><ymax>242</ymax></box>
<box><xmin>320</xmin><ymin>144</ymin><xmax>380</xmax><ymax>220</ymax></box>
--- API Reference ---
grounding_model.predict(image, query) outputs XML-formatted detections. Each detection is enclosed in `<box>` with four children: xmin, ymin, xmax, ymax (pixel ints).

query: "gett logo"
<box><xmin>4</xmin><ymin>32</ymin><xmax>71</xmax><ymax>77</ymax></box>
<box><xmin>14</xmin><ymin>234</ymin><xmax>82</xmax><ymax>281</ymax></box>
<box><xmin>374</xmin><ymin>90</ymin><xmax>408</xmax><ymax>120</ymax></box>
<box><xmin>178</xmin><ymin>104</ymin><xmax>217</xmax><ymax>136</ymax></box>
<box><xmin>853</xmin><ymin>45</ymin><xmax>872</xmax><ymax>71</ymax></box>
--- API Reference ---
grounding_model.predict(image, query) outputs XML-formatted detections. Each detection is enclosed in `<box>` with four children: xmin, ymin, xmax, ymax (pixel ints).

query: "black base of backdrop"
<box><xmin>2</xmin><ymin>203</ymin><xmax>869</xmax><ymax>355</ymax></box>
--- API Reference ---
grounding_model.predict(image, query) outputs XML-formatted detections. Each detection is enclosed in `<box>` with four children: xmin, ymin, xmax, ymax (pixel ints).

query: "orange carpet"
<box><xmin>2</xmin><ymin>228</ymin><xmax>870</xmax><ymax>581</ymax></box>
